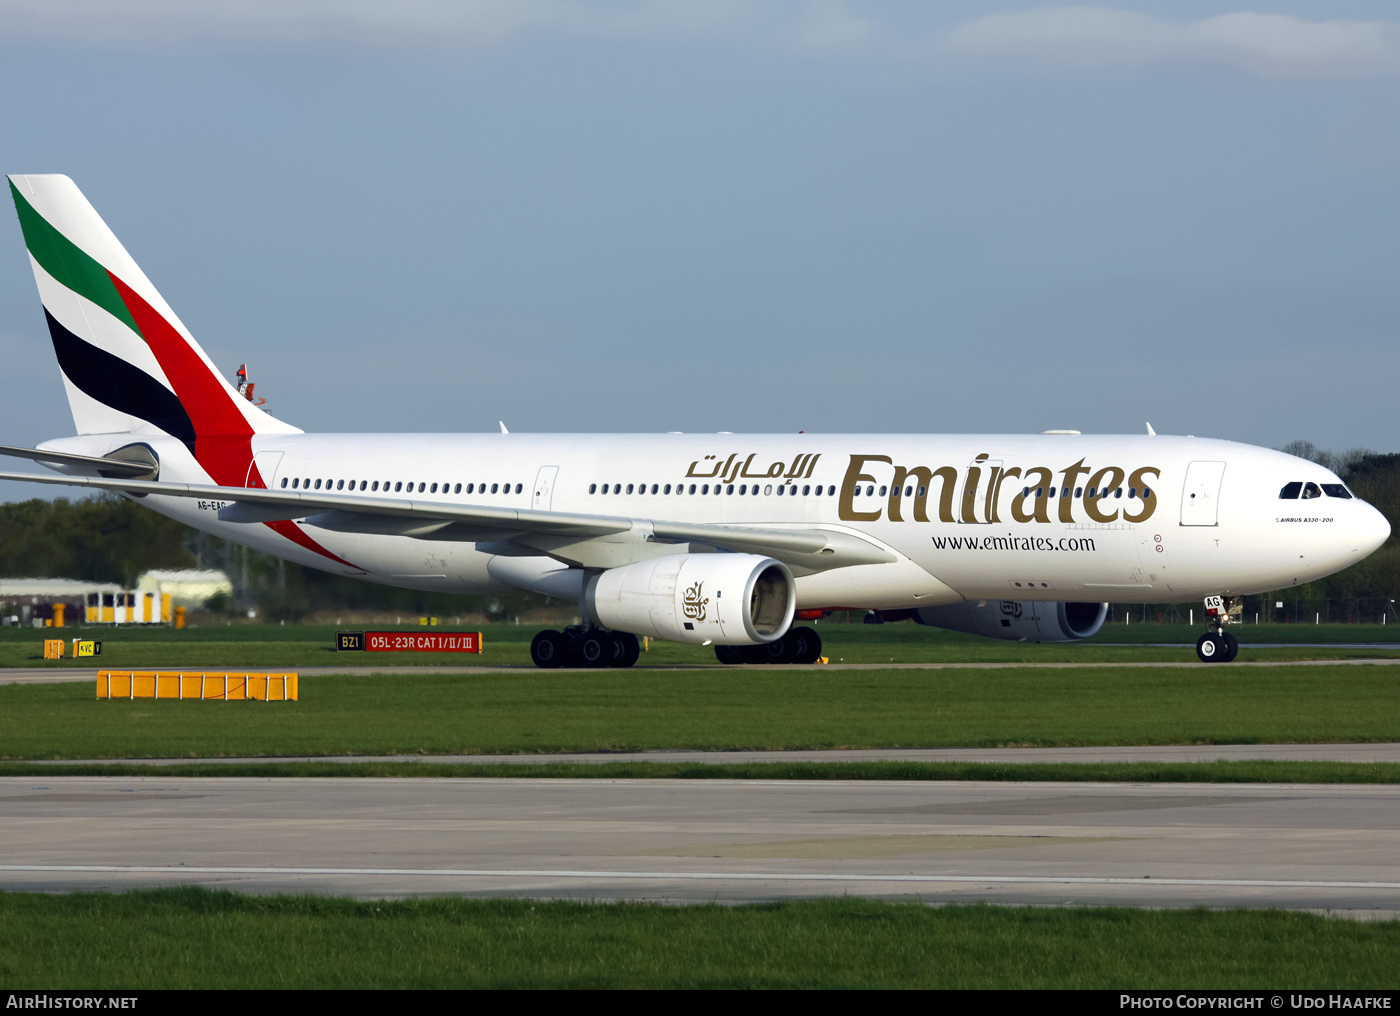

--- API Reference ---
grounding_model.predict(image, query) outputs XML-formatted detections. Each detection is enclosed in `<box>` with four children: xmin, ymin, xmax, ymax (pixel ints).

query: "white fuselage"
<box><xmin>44</xmin><ymin>430</ymin><xmax>1389</xmax><ymax>610</ymax></box>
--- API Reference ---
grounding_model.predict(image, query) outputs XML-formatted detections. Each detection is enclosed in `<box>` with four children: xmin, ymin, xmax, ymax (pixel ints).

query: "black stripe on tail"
<box><xmin>45</xmin><ymin>307</ymin><xmax>196</xmax><ymax>454</ymax></box>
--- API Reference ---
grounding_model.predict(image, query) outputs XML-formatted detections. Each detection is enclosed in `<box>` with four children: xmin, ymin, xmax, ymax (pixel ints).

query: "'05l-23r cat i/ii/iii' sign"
<box><xmin>336</xmin><ymin>631</ymin><xmax>482</xmax><ymax>653</ymax></box>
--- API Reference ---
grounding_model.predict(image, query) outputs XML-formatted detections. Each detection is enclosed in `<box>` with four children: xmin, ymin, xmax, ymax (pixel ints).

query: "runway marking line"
<box><xmin>4</xmin><ymin>864</ymin><xmax>1400</xmax><ymax>891</ymax></box>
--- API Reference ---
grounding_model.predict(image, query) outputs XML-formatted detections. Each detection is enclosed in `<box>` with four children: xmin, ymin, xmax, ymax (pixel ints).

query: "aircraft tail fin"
<box><xmin>7</xmin><ymin>174</ymin><xmax>300</xmax><ymax>486</ymax></box>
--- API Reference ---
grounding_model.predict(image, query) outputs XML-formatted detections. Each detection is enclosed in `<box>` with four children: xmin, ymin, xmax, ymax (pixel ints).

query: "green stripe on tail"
<box><xmin>8</xmin><ymin>179</ymin><xmax>142</xmax><ymax>338</ymax></box>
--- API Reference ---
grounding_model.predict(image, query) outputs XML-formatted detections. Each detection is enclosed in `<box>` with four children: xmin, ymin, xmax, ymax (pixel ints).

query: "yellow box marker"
<box><xmin>96</xmin><ymin>672</ymin><xmax>298</xmax><ymax>701</ymax></box>
<box><xmin>42</xmin><ymin>639</ymin><xmax>64</xmax><ymax>659</ymax></box>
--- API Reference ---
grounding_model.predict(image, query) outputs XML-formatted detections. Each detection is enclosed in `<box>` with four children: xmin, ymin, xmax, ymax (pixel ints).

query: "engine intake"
<box><xmin>584</xmin><ymin>553</ymin><xmax>795</xmax><ymax>645</ymax></box>
<box><xmin>913</xmin><ymin>600</ymin><xmax>1107</xmax><ymax>642</ymax></box>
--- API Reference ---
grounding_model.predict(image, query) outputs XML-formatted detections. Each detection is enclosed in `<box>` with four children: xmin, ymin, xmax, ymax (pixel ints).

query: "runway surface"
<box><xmin>4</xmin><ymin>776</ymin><xmax>1399</xmax><ymax>914</ymax></box>
<box><xmin>4</xmin><ymin>654</ymin><xmax>1400</xmax><ymax>686</ymax></box>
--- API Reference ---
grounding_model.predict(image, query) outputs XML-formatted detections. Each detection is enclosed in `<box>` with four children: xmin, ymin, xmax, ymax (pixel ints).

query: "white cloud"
<box><xmin>946</xmin><ymin>8</ymin><xmax>1400</xmax><ymax>78</ymax></box>
<box><xmin>2</xmin><ymin>2</ymin><xmax>1399</xmax><ymax>79</ymax></box>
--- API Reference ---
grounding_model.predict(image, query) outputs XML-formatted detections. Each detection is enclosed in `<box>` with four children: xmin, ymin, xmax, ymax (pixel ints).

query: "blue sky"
<box><xmin>2</xmin><ymin>2</ymin><xmax>1399</xmax><ymax>502</ymax></box>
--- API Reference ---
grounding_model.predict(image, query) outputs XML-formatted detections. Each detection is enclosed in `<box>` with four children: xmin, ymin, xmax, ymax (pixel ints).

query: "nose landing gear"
<box><xmin>1195</xmin><ymin>595</ymin><xmax>1241</xmax><ymax>663</ymax></box>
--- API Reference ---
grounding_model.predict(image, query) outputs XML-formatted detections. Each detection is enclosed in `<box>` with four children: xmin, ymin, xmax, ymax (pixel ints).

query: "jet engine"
<box><xmin>583</xmin><ymin>554</ymin><xmax>795</xmax><ymax>645</ymax></box>
<box><xmin>913</xmin><ymin>600</ymin><xmax>1107</xmax><ymax>642</ymax></box>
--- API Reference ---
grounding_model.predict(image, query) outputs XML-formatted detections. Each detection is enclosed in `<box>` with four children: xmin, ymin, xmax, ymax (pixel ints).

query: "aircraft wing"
<box><xmin>0</xmin><ymin>468</ymin><xmax>894</xmax><ymax>572</ymax></box>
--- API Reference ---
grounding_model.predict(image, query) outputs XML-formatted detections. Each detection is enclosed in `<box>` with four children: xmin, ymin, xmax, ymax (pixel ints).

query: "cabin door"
<box><xmin>1180</xmin><ymin>461</ymin><xmax>1226</xmax><ymax>526</ymax></box>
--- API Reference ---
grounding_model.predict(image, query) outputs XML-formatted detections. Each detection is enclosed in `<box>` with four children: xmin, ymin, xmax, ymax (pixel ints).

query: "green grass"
<box><xmin>4</xmin><ymin>621</ymin><xmax>1399</xmax><ymax>669</ymax></box>
<box><xmin>3</xmin><ymin>664</ymin><xmax>1400</xmax><ymax>759</ymax></box>
<box><xmin>0</xmin><ymin>888</ymin><xmax>1394</xmax><ymax>988</ymax></box>
<box><xmin>7</xmin><ymin>759</ymin><xmax>1400</xmax><ymax>783</ymax></box>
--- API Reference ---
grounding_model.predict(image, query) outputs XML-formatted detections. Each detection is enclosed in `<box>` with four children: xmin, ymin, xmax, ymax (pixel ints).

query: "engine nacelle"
<box><xmin>583</xmin><ymin>554</ymin><xmax>795</xmax><ymax>645</ymax></box>
<box><xmin>913</xmin><ymin>600</ymin><xmax>1107</xmax><ymax>642</ymax></box>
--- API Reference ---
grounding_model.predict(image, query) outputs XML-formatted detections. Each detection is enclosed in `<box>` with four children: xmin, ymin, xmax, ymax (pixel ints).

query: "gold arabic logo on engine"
<box><xmin>682</xmin><ymin>581</ymin><xmax>709</xmax><ymax>622</ymax></box>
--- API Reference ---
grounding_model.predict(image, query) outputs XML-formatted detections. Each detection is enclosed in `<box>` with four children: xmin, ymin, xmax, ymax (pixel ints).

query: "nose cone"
<box><xmin>1352</xmin><ymin>503</ymin><xmax>1391</xmax><ymax>557</ymax></box>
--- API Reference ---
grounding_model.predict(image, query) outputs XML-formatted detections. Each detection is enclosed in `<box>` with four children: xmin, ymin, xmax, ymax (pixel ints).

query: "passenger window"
<box><xmin>803</xmin><ymin>485</ymin><xmax>811</xmax><ymax>496</ymax></box>
<box><xmin>1035</xmin><ymin>487</ymin><xmax>1043</xmax><ymax>498</ymax></box>
<box><xmin>626</xmin><ymin>484</ymin><xmax>634</xmax><ymax>495</ymax></box>
<box><xmin>1302</xmin><ymin>482</ymin><xmax>1322</xmax><ymax>499</ymax></box>
<box><xmin>515</xmin><ymin>483</ymin><xmax>523</xmax><ymax>494</ymax></box>
<box><xmin>726</xmin><ymin>484</ymin><xmax>734</xmax><ymax>495</ymax></box>
<box><xmin>292</xmin><ymin>478</ymin><xmax>300</xmax><ymax>489</ymax></box>
<box><xmin>866</xmin><ymin>485</ymin><xmax>875</xmax><ymax>497</ymax></box>
<box><xmin>1021</xmin><ymin>487</ymin><xmax>1029</xmax><ymax>497</ymax></box>
<box><xmin>314</xmin><ymin>479</ymin><xmax>322</xmax><ymax>490</ymax></box>
<box><xmin>688</xmin><ymin>484</ymin><xmax>696</xmax><ymax>494</ymax></box>
<box><xmin>371</xmin><ymin>481</ymin><xmax>378</xmax><ymax>491</ymax></box>
<box><xmin>650</xmin><ymin>484</ymin><xmax>658</xmax><ymax>494</ymax></box>
<box><xmin>1142</xmin><ymin>487</ymin><xmax>1152</xmax><ymax>498</ymax></box>
<box><xmin>776</xmin><ymin>485</ymin><xmax>785</xmax><ymax>496</ymax></box>
<box><xmin>1114</xmin><ymin>488</ymin><xmax>1122</xmax><ymax>498</ymax></box>
<box><xmin>430</xmin><ymin>483</ymin><xmax>438</xmax><ymax>493</ymax></box>
<box><xmin>664</xmin><ymin>484</ymin><xmax>672</xmax><ymax>494</ymax></box>
<box><xmin>280</xmin><ymin>477</ymin><xmax>287</xmax><ymax>488</ymax></box>
<box><xmin>1049</xmin><ymin>487</ymin><xmax>1057</xmax><ymax>498</ymax></box>
<box><xmin>491</xmin><ymin>483</ymin><xmax>499</xmax><ymax>494</ymax></box>
<box><xmin>828</xmin><ymin>486</ymin><xmax>836</xmax><ymax>496</ymax></box>
<box><xmin>1322</xmin><ymin>484</ymin><xmax>1352</xmax><ymax>499</ymax></box>
<box><xmin>917</xmin><ymin>486</ymin><xmax>926</xmax><ymax>498</ymax></box>
<box><xmin>702</xmin><ymin>484</ymin><xmax>710</xmax><ymax>494</ymax></box>
<box><xmin>764</xmin><ymin>484</ymin><xmax>773</xmax><ymax>495</ymax></box>
<box><xmin>1075</xmin><ymin>487</ymin><xmax>1083</xmax><ymax>497</ymax></box>
<box><xmin>589</xmin><ymin>483</ymin><xmax>597</xmax><ymax>494</ymax></box>
<box><xmin>1128</xmin><ymin>487</ymin><xmax>1136</xmax><ymax>498</ymax></box>
<box><xmin>454</xmin><ymin>483</ymin><xmax>461</xmax><ymax>494</ymax></box>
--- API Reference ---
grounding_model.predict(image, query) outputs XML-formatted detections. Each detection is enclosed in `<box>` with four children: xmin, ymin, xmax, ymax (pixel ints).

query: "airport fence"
<box><xmin>1108</xmin><ymin>596</ymin><xmax>1400</xmax><ymax>626</ymax></box>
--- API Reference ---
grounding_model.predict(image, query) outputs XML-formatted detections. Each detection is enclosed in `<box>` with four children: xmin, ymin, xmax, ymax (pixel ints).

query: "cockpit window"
<box><xmin>1301</xmin><ymin>482</ymin><xmax>1322</xmax><ymax>499</ymax></box>
<box><xmin>1321</xmin><ymin>484</ymin><xmax>1353</xmax><ymax>499</ymax></box>
<box><xmin>1279</xmin><ymin>482</ymin><xmax>1302</xmax><ymax>499</ymax></box>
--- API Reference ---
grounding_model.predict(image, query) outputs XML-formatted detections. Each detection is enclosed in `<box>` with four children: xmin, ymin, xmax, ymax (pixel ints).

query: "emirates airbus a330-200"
<box><xmin>1</xmin><ymin>175</ymin><xmax>1389</xmax><ymax>666</ymax></box>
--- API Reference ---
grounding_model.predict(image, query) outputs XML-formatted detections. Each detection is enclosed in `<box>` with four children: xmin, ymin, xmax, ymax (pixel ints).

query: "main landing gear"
<box><xmin>530</xmin><ymin>625</ymin><xmax>640</xmax><ymax>669</ymax></box>
<box><xmin>713</xmin><ymin>626</ymin><xmax>822</xmax><ymax>666</ymax></box>
<box><xmin>1194</xmin><ymin>594</ymin><xmax>1240</xmax><ymax>663</ymax></box>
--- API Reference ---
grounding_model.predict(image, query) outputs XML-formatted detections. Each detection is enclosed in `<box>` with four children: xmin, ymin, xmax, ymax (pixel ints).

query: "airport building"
<box><xmin>0</xmin><ymin>569</ymin><xmax>232</xmax><ymax>626</ymax></box>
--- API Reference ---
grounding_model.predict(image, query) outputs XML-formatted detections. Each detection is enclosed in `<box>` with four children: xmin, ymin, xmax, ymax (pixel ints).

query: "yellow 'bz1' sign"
<box><xmin>74</xmin><ymin>640</ymin><xmax>102</xmax><ymax>657</ymax></box>
<box><xmin>336</xmin><ymin>631</ymin><xmax>365</xmax><ymax>651</ymax></box>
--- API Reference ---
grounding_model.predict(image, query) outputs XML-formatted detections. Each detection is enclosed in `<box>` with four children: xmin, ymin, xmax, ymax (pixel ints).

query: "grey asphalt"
<box><xmin>4</xmin><ymin>776</ymin><xmax>1399</xmax><ymax>915</ymax></box>
<box><xmin>5</xmin><ymin>654</ymin><xmax>1400</xmax><ymax>686</ymax></box>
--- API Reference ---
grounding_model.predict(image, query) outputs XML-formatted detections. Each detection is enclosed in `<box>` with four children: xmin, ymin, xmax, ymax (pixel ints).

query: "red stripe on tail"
<box><xmin>106</xmin><ymin>271</ymin><xmax>362</xmax><ymax>572</ymax></box>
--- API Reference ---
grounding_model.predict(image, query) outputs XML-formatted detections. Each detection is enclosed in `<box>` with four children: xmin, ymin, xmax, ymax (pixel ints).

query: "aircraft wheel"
<box><xmin>530</xmin><ymin>630</ymin><xmax>567</xmax><ymax>669</ymax></box>
<box><xmin>578</xmin><ymin>632</ymin><xmax>610</xmax><ymax>668</ymax></box>
<box><xmin>615</xmin><ymin>632</ymin><xmax>641</xmax><ymax>668</ymax></box>
<box><xmin>741</xmin><ymin>644</ymin><xmax>768</xmax><ymax>664</ymax></box>
<box><xmin>789</xmin><ymin>626</ymin><xmax>822</xmax><ymax>665</ymax></box>
<box><xmin>761</xmin><ymin>635</ymin><xmax>795</xmax><ymax>665</ymax></box>
<box><xmin>714</xmin><ymin>644</ymin><xmax>746</xmax><ymax>665</ymax></box>
<box><xmin>1195</xmin><ymin>633</ymin><xmax>1224</xmax><ymax>663</ymax></box>
<box><xmin>1221</xmin><ymin>631</ymin><xmax>1239</xmax><ymax>663</ymax></box>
